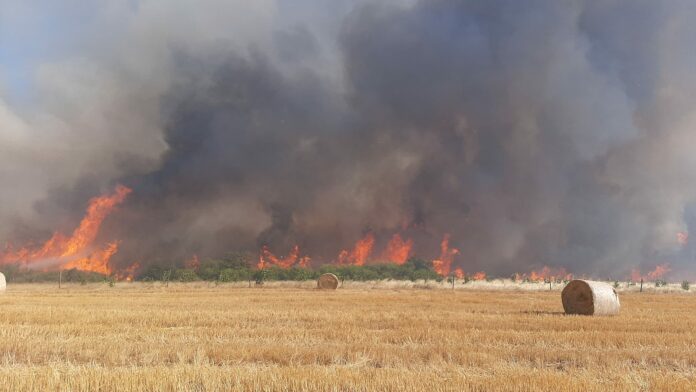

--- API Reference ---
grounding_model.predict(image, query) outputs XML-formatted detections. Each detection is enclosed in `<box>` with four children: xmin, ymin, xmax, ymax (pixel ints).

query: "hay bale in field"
<box><xmin>0</xmin><ymin>272</ymin><xmax>5</xmax><ymax>292</ymax></box>
<box><xmin>562</xmin><ymin>280</ymin><xmax>620</xmax><ymax>316</ymax></box>
<box><xmin>317</xmin><ymin>273</ymin><xmax>339</xmax><ymax>290</ymax></box>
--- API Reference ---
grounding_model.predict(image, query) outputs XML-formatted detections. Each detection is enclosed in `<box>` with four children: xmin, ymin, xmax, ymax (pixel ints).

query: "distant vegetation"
<box><xmin>139</xmin><ymin>255</ymin><xmax>442</xmax><ymax>283</ymax></box>
<box><xmin>1</xmin><ymin>264</ymin><xmax>106</xmax><ymax>284</ymax></box>
<box><xmin>0</xmin><ymin>254</ymin><xmax>442</xmax><ymax>283</ymax></box>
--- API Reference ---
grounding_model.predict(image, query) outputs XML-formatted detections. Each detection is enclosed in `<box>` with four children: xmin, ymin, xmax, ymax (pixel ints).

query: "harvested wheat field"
<box><xmin>0</xmin><ymin>283</ymin><xmax>694</xmax><ymax>391</ymax></box>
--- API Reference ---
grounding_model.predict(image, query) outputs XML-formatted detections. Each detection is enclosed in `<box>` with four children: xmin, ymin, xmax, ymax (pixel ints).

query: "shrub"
<box><xmin>682</xmin><ymin>280</ymin><xmax>690</xmax><ymax>291</ymax></box>
<box><xmin>219</xmin><ymin>268</ymin><xmax>251</xmax><ymax>282</ymax></box>
<box><xmin>175</xmin><ymin>269</ymin><xmax>199</xmax><ymax>282</ymax></box>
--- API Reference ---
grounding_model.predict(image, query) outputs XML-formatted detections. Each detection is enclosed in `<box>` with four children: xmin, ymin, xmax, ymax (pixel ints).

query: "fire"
<box><xmin>516</xmin><ymin>266</ymin><xmax>573</xmax><ymax>282</ymax></box>
<box><xmin>677</xmin><ymin>231</ymin><xmax>689</xmax><ymax>246</ymax></box>
<box><xmin>185</xmin><ymin>254</ymin><xmax>200</xmax><ymax>270</ymax></box>
<box><xmin>258</xmin><ymin>245</ymin><xmax>302</xmax><ymax>269</ymax></box>
<box><xmin>471</xmin><ymin>271</ymin><xmax>486</xmax><ymax>281</ymax></box>
<box><xmin>381</xmin><ymin>234</ymin><xmax>413</xmax><ymax>265</ymax></box>
<box><xmin>116</xmin><ymin>262</ymin><xmax>141</xmax><ymax>281</ymax></box>
<box><xmin>297</xmin><ymin>256</ymin><xmax>311</xmax><ymax>268</ymax></box>
<box><xmin>646</xmin><ymin>263</ymin><xmax>671</xmax><ymax>280</ymax></box>
<box><xmin>453</xmin><ymin>268</ymin><xmax>464</xmax><ymax>279</ymax></box>
<box><xmin>0</xmin><ymin>185</ymin><xmax>132</xmax><ymax>276</ymax></box>
<box><xmin>630</xmin><ymin>263</ymin><xmax>671</xmax><ymax>282</ymax></box>
<box><xmin>431</xmin><ymin>234</ymin><xmax>459</xmax><ymax>276</ymax></box>
<box><xmin>337</xmin><ymin>233</ymin><xmax>375</xmax><ymax>266</ymax></box>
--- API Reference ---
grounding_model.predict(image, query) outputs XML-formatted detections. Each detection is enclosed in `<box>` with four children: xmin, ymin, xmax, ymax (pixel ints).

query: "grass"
<box><xmin>0</xmin><ymin>282</ymin><xmax>694</xmax><ymax>391</ymax></box>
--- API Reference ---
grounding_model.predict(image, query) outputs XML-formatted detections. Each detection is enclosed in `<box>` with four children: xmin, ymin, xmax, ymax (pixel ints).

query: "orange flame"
<box><xmin>453</xmin><ymin>268</ymin><xmax>464</xmax><ymax>279</ymax></box>
<box><xmin>297</xmin><ymin>256</ymin><xmax>311</xmax><ymax>268</ymax></box>
<box><xmin>471</xmin><ymin>271</ymin><xmax>486</xmax><ymax>281</ymax></box>
<box><xmin>0</xmin><ymin>185</ymin><xmax>131</xmax><ymax>276</ymax></box>
<box><xmin>529</xmin><ymin>265</ymin><xmax>573</xmax><ymax>282</ymax></box>
<box><xmin>337</xmin><ymin>233</ymin><xmax>375</xmax><ymax>266</ymax></box>
<box><xmin>381</xmin><ymin>234</ymin><xmax>413</xmax><ymax>265</ymax></box>
<box><xmin>630</xmin><ymin>263</ymin><xmax>671</xmax><ymax>282</ymax></box>
<box><xmin>516</xmin><ymin>266</ymin><xmax>573</xmax><ymax>282</ymax></box>
<box><xmin>258</xmin><ymin>245</ymin><xmax>301</xmax><ymax>269</ymax></box>
<box><xmin>116</xmin><ymin>261</ymin><xmax>141</xmax><ymax>281</ymax></box>
<box><xmin>431</xmin><ymin>234</ymin><xmax>459</xmax><ymax>276</ymax></box>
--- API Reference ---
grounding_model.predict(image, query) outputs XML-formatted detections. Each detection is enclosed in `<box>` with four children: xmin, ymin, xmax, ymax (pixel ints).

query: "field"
<box><xmin>0</xmin><ymin>282</ymin><xmax>694</xmax><ymax>391</ymax></box>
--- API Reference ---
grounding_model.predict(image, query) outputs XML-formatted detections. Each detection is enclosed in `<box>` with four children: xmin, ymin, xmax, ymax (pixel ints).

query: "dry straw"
<box><xmin>0</xmin><ymin>272</ymin><xmax>5</xmax><ymax>292</ymax></box>
<box><xmin>317</xmin><ymin>273</ymin><xmax>339</xmax><ymax>290</ymax></box>
<box><xmin>562</xmin><ymin>279</ymin><xmax>620</xmax><ymax>316</ymax></box>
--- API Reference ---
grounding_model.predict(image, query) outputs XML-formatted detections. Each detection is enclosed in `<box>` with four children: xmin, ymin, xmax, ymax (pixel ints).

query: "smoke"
<box><xmin>2</xmin><ymin>0</ymin><xmax>696</xmax><ymax>277</ymax></box>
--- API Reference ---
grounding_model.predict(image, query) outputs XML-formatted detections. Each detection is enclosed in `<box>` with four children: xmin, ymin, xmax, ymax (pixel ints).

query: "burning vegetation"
<box><xmin>0</xmin><ymin>185</ymin><xmax>138</xmax><ymax>278</ymax></box>
<box><xmin>0</xmin><ymin>186</ymin><xmax>681</xmax><ymax>285</ymax></box>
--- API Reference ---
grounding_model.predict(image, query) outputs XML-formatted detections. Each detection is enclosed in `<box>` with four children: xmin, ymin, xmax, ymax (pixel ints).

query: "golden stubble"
<box><xmin>0</xmin><ymin>282</ymin><xmax>694</xmax><ymax>391</ymax></box>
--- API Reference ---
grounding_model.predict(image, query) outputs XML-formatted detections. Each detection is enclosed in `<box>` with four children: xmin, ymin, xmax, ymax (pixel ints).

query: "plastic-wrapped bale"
<box><xmin>562</xmin><ymin>280</ymin><xmax>620</xmax><ymax>316</ymax></box>
<box><xmin>0</xmin><ymin>272</ymin><xmax>5</xmax><ymax>292</ymax></box>
<box><xmin>317</xmin><ymin>273</ymin><xmax>339</xmax><ymax>290</ymax></box>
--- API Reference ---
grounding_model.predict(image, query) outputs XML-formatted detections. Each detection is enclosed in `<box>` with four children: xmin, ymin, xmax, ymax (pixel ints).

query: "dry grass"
<box><xmin>0</xmin><ymin>282</ymin><xmax>694</xmax><ymax>391</ymax></box>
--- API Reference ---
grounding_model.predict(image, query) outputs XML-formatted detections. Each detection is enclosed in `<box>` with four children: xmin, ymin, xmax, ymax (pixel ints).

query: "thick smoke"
<box><xmin>2</xmin><ymin>0</ymin><xmax>696</xmax><ymax>277</ymax></box>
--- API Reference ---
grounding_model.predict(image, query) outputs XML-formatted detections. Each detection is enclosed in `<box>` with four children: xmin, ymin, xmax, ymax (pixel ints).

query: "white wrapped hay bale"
<box><xmin>0</xmin><ymin>272</ymin><xmax>5</xmax><ymax>292</ymax></box>
<box><xmin>562</xmin><ymin>280</ymin><xmax>620</xmax><ymax>316</ymax></box>
<box><xmin>317</xmin><ymin>273</ymin><xmax>339</xmax><ymax>290</ymax></box>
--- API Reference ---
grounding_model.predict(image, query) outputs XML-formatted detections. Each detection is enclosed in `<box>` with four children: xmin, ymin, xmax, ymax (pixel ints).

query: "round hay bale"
<box><xmin>317</xmin><ymin>273</ymin><xmax>339</xmax><ymax>290</ymax></box>
<box><xmin>562</xmin><ymin>280</ymin><xmax>620</xmax><ymax>316</ymax></box>
<box><xmin>0</xmin><ymin>272</ymin><xmax>5</xmax><ymax>292</ymax></box>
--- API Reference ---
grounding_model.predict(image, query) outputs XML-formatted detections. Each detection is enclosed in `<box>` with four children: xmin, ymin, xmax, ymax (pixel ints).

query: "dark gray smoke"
<box><xmin>3</xmin><ymin>0</ymin><xmax>696</xmax><ymax>278</ymax></box>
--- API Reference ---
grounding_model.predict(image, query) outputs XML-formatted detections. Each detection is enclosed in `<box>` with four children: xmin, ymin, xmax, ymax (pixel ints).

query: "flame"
<box><xmin>647</xmin><ymin>263</ymin><xmax>671</xmax><ymax>280</ymax></box>
<box><xmin>529</xmin><ymin>265</ymin><xmax>573</xmax><ymax>282</ymax></box>
<box><xmin>516</xmin><ymin>266</ymin><xmax>573</xmax><ymax>282</ymax></box>
<box><xmin>431</xmin><ymin>234</ymin><xmax>459</xmax><ymax>276</ymax></box>
<box><xmin>471</xmin><ymin>271</ymin><xmax>486</xmax><ymax>281</ymax></box>
<box><xmin>337</xmin><ymin>233</ymin><xmax>375</xmax><ymax>266</ymax></box>
<box><xmin>381</xmin><ymin>234</ymin><xmax>413</xmax><ymax>265</ymax></box>
<box><xmin>0</xmin><ymin>185</ymin><xmax>131</xmax><ymax>276</ymax></box>
<box><xmin>453</xmin><ymin>268</ymin><xmax>464</xmax><ymax>279</ymax></box>
<box><xmin>630</xmin><ymin>263</ymin><xmax>671</xmax><ymax>282</ymax></box>
<box><xmin>185</xmin><ymin>254</ymin><xmax>200</xmax><ymax>270</ymax></box>
<box><xmin>257</xmin><ymin>253</ymin><xmax>266</xmax><ymax>270</ymax></box>
<box><xmin>116</xmin><ymin>261</ymin><xmax>141</xmax><ymax>281</ymax></box>
<box><xmin>677</xmin><ymin>231</ymin><xmax>689</xmax><ymax>246</ymax></box>
<box><xmin>258</xmin><ymin>245</ymin><xmax>302</xmax><ymax>269</ymax></box>
<box><xmin>297</xmin><ymin>256</ymin><xmax>311</xmax><ymax>268</ymax></box>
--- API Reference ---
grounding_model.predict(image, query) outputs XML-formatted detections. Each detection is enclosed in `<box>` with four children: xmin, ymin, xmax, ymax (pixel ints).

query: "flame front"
<box><xmin>337</xmin><ymin>233</ymin><xmax>375</xmax><ymax>266</ymax></box>
<box><xmin>515</xmin><ymin>266</ymin><xmax>573</xmax><ymax>282</ymax></box>
<box><xmin>258</xmin><ymin>245</ymin><xmax>304</xmax><ymax>269</ymax></box>
<box><xmin>630</xmin><ymin>263</ymin><xmax>671</xmax><ymax>282</ymax></box>
<box><xmin>0</xmin><ymin>185</ymin><xmax>132</xmax><ymax>276</ymax></box>
<box><xmin>431</xmin><ymin>234</ymin><xmax>459</xmax><ymax>276</ymax></box>
<box><xmin>381</xmin><ymin>234</ymin><xmax>413</xmax><ymax>265</ymax></box>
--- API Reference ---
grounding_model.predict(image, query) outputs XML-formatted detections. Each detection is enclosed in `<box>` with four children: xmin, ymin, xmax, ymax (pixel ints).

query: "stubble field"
<box><xmin>0</xmin><ymin>282</ymin><xmax>694</xmax><ymax>391</ymax></box>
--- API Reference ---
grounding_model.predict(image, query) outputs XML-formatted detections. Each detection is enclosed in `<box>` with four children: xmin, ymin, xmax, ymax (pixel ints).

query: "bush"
<box><xmin>1</xmin><ymin>254</ymin><xmax>446</xmax><ymax>284</ymax></box>
<box><xmin>175</xmin><ymin>269</ymin><xmax>199</xmax><ymax>282</ymax></box>
<box><xmin>219</xmin><ymin>268</ymin><xmax>251</xmax><ymax>282</ymax></box>
<box><xmin>682</xmin><ymin>280</ymin><xmax>690</xmax><ymax>291</ymax></box>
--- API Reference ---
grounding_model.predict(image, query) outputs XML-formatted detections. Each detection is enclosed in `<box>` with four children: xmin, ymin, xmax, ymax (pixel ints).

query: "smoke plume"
<box><xmin>2</xmin><ymin>0</ymin><xmax>696</xmax><ymax>278</ymax></box>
